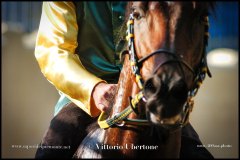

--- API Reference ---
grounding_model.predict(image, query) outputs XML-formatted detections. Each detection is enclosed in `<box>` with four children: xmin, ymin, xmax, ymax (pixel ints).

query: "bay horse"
<box><xmin>73</xmin><ymin>2</ymin><xmax>213</xmax><ymax>158</ymax></box>
<box><xmin>35</xmin><ymin>1</ymin><xmax>215</xmax><ymax>159</ymax></box>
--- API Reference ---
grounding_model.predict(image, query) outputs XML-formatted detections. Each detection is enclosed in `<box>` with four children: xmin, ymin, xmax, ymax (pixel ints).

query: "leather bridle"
<box><xmin>98</xmin><ymin>12</ymin><xmax>211</xmax><ymax>131</ymax></box>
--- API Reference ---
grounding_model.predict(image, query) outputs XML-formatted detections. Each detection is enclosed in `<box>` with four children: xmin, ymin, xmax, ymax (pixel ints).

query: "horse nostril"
<box><xmin>170</xmin><ymin>79</ymin><xmax>188</xmax><ymax>101</ymax></box>
<box><xmin>144</xmin><ymin>75</ymin><xmax>161</xmax><ymax>98</ymax></box>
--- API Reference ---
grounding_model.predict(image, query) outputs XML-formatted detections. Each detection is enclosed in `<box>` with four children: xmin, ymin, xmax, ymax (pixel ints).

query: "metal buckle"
<box><xmin>115</xmin><ymin>121</ymin><xmax>126</xmax><ymax>127</ymax></box>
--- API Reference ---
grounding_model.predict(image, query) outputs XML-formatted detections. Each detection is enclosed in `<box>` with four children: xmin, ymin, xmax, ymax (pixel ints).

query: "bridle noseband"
<box><xmin>98</xmin><ymin>12</ymin><xmax>211</xmax><ymax>131</ymax></box>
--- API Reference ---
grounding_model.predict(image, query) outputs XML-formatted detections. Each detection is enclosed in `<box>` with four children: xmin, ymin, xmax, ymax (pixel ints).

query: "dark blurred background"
<box><xmin>1</xmin><ymin>2</ymin><xmax>239</xmax><ymax>158</ymax></box>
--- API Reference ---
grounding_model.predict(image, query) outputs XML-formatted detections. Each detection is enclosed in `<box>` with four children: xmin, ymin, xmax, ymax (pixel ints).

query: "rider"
<box><xmin>34</xmin><ymin>2</ymin><xmax>213</xmax><ymax>158</ymax></box>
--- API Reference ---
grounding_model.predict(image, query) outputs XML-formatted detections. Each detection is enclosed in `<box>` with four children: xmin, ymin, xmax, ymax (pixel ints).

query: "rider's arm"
<box><xmin>35</xmin><ymin>2</ymin><xmax>105</xmax><ymax>117</ymax></box>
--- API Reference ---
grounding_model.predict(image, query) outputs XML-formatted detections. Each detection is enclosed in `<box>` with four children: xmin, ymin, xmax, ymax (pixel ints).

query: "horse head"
<box><xmin>124</xmin><ymin>2</ymin><xmax>213</xmax><ymax>128</ymax></box>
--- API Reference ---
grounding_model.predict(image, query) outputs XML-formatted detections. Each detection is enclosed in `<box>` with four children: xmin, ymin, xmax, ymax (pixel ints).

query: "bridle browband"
<box><xmin>98</xmin><ymin>12</ymin><xmax>211</xmax><ymax>131</ymax></box>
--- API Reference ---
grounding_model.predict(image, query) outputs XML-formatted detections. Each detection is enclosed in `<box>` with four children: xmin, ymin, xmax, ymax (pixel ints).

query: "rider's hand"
<box><xmin>92</xmin><ymin>82</ymin><xmax>117</xmax><ymax>112</ymax></box>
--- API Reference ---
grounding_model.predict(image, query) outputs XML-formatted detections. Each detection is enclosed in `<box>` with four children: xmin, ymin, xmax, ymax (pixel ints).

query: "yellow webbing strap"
<box><xmin>97</xmin><ymin>112</ymin><xmax>110</xmax><ymax>129</ymax></box>
<box><xmin>97</xmin><ymin>92</ymin><xmax>144</xmax><ymax>129</ymax></box>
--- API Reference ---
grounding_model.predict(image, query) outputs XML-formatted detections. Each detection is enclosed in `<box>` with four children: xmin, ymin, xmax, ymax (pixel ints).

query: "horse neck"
<box><xmin>102</xmin><ymin>56</ymin><xmax>141</xmax><ymax>157</ymax></box>
<box><xmin>110</xmin><ymin>55</ymin><xmax>139</xmax><ymax>118</ymax></box>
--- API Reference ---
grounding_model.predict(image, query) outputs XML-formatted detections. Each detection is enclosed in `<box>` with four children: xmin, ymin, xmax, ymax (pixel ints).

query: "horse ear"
<box><xmin>119</xmin><ymin>50</ymin><xmax>129</xmax><ymax>63</ymax></box>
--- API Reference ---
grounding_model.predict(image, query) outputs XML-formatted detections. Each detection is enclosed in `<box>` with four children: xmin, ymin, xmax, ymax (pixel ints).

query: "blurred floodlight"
<box><xmin>207</xmin><ymin>48</ymin><xmax>238</xmax><ymax>68</ymax></box>
<box><xmin>2</xmin><ymin>22</ymin><xmax>8</xmax><ymax>34</ymax></box>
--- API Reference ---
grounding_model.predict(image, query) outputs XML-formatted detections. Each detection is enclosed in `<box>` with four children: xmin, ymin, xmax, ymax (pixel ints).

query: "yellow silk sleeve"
<box><xmin>35</xmin><ymin>2</ymin><xmax>105</xmax><ymax>117</ymax></box>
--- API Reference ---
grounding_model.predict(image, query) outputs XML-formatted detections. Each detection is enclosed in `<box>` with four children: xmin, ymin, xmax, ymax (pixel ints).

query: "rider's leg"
<box><xmin>35</xmin><ymin>102</ymin><xmax>96</xmax><ymax>158</ymax></box>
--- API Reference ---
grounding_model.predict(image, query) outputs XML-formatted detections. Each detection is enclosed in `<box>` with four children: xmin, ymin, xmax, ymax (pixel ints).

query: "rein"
<box><xmin>98</xmin><ymin>13</ymin><xmax>211</xmax><ymax>131</ymax></box>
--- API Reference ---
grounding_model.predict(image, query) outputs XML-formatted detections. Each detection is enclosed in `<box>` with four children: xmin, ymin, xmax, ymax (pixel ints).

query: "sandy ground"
<box><xmin>1</xmin><ymin>31</ymin><xmax>238</xmax><ymax>158</ymax></box>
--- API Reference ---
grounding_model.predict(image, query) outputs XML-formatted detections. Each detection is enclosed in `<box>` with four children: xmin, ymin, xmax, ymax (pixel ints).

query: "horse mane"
<box><xmin>73</xmin><ymin>122</ymin><xmax>105</xmax><ymax>158</ymax></box>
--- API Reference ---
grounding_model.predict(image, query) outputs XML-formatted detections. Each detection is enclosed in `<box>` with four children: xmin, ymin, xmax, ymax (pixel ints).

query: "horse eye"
<box><xmin>133</xmin><ymin>11</ymin><xmax>142</xmax><ymax>20</ymax></box>
<box><xmin>132</xmin><ymin>6</ymin><xmax>146</xmax><ymax>20</ymax></box>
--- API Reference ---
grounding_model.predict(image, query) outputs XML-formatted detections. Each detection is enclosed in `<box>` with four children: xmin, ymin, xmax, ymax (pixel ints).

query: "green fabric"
<box><xmin>54</xmin><ymin>2</ymin><xmax>128</xmax><ymax>116</ymax></box>
<box><xmin>75</xmin><ymin>1</ymin><xmax>127</xmax><ymax>83</ymax></box>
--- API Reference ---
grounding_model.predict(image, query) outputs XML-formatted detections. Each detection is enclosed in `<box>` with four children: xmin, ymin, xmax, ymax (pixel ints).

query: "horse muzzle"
<box><xmin>143</xmin><ymin>73</ymin><xmax>188</xmax><ymax>126</ymax></box>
